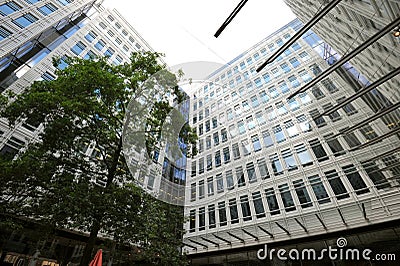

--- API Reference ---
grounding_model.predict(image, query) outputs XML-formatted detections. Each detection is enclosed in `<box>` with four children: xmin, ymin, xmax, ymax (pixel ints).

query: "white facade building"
<box><xmin>182</xmin><ymin>18</ymin><xmax>400</xmax><ymax>264</ymax></box>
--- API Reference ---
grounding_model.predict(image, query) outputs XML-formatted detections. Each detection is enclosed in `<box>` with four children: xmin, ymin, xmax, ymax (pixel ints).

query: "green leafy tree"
<box><xmin>0</xmin><ymin>52</ymin><xmax>194</xmax><ymax>265</ymax></box>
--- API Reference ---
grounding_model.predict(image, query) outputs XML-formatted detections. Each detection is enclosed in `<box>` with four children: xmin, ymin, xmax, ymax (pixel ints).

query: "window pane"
<box><xmin>325</xmin><ymin>170</ymin><xmax>349</xmax><ymax>200</ymax></box>
<box><xmin>240</xmin><ymin>196</ymin><xmax>252</xmax><ymax>221</ymax></box>
<box><xmin>293</xmin><ymin>179</ymin><xmax>312</xmax><ymax>208</ymax></box>
<box><xmin>265</xmin><ymin>188</ymin><xmax>280</xmax><ymax>215</ymax></box>
<box><xmin>278</xmin><ymin>184</ymin><xmax>296</xmax><ymax>211</ymax></box>
<box><xmin>342</xmin><ymin>165</ymin><xmax>369</xmax><ymax>195</ymax></box>
<box><xmin>252</xmin><ymin>192</ymin><xmax>265</xmax><ymax>218</ymax></box>
<box><xmin>308</xmin><ymin>175</ymin><xmax>330</xmax><ymax>204</ymax></box>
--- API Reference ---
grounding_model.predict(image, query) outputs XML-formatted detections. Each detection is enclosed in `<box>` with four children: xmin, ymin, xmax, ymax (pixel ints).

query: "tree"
<box><xmin>0</xmin><ymin>52</ymin><xmax>194</xmax><ymax>265</ymax></box>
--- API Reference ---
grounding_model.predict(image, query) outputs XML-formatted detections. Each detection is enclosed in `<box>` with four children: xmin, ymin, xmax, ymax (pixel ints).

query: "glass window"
<box><xmin>280</xmin><ymin>63</ymin><xmax>291</xmax><ymax>73</ymax></box>
<box><xmin>199</xmin><ymin>207</ymin><xmax>205</xmax><ymax>231</ymax></box>
<box><xmin>199</xmin><ymin>180</ymin><xmax>205</xmax><ymax>199</ymax></box>
<box><xmin>216</xmin><ymin>173</ymin><xmax>224</xmax><ymax>192</ymax></box>
<box><xmin>310</xmin><ymin>109</ymin><xmax>326</xmax><ymax>128</ymax></box>
<box><xmin>276</xmin><ymin>101</ymin><xmax>287</xmax><ymax>115</ymax></box>
<box><xmin>238</xmin><ymin>121</ymin><xmax>246</xmax><ymax>134</ymax></box>
<box><xmin>278</xmin><ymin>184</ymin><xmax>296</xmax><ymax>212</ymax></box>
<box><xmin>360</xmin><ymin>125</ymin><xmax>378</xmax><ymax>140</ymax></box>
<box><xmin>229</xmin><ymin>124</ymin><xmax>237</xmax><ymax>138</ymax></box>
<box><xmin>198</xmin><ymin>158</ymin><xmax>204</xmax><ymax>174</ymax></box>
<box><xmin>190</xmin><ymin>183</ymin><xmax>196</xmax><ymax>202</ymax></box>
<box><xmin>208</xmin><ymin>205</ymin><xmax>216</xmax><ymax>229</ymax></box>
<box><xmin>299</xmin><ymin>92</ymin><xmax>311</xmax><ymax>104</ymax></box>
<box><xmin>310</xmin><ymin>63</ymin><xmax>323</xmax><ymax>76</ymax></box>
<box><xmin>242</xmin><ymin>101</ymin><xmax>250</xmax><ymax>112</ymax></box>
<box><xmin>361</xmin><ymin>161</ymin><xmax>390</xmax><ymax>189</ymax></box>
<box><xmin>212</xmin><ymin>117</ymin><xmax>218</xmax><ymax>128</ymax></box>
<box><xmin>223</xmin><ymin>147</ymin><xmax>230</xmax><ymax>163</ymax></box>
<box><xmin>276</xmin><ymin>38</ymin><xmax>283</xmax><ymax>47</ymax></box>
<box><xmin>38</xmin><ymin>3</ymin><xmax>57</xmax><ymax>16</ymax></box>
<box><xmin>295</xmin><ymin>144</ymin><xmax>313</xmax><ymax>166</ymax></box>
<box><xmin>240</xmin><ymin>195</ymin><xmax>252</xmax><ymax>221</ymax></box>
<box><xmin>251</xmin><ymin>135</ymin><xmax>261</xmax><ymax>152</ymax></box>
<box><xmin>337</xmin><ymin>97</ymin><xmax>358</xmax><ymax>115</ymax></box>
<box><xmin>247</xmin><ymin>116</ymin><xmax>256</xmax><ymax>130</ymax></box>
<box><xmin>218</xmin><ymin>202</ymin><xmax>227</xmax><ymax>226</ymax></box>
<box><xmin>262</xmin><ymin>130</ymin><xmax>273</xmax><ymax>147</ymax></box>
<box><xmin>94</xmin><ymin>39</ymin><xmax>106</xmax><ymax>51</ymax></box>
<box><xmin>0</xmin><ymin>1</ymin><xmax>21</xmax><ymax>16</ymax></box>
<box><xmin>291</xmin><ymin>42</ymin><xmax>301</xmax><ymax>50</ymax></box>
<box><xmin>269</xmin><ymin>86</ymin><xmax>279</xmax><ymax>99</ymax></box>
<box><xmin>206</xmin><ymin>136</ymin><xmax>211</xmax><ymax>149</ymax></box>
<box><xmin>257</xmin><ymin>159</ymin><xmax>270</xmax><ymax>179</ymax></box>
<box><xmin>13</xmin><ymin>13</ymin><xmax>38</xmax><ymax>28</ymax></box>
<box><xmin>189</xmin><ymin>210</ymin><xmax>196</xmax><ymax>232</ymax></box>
<box><xmin>324</xmin><ymin>134</ymin><xmax>345</xmax><ymax>156</ymax></box>
<box><xmin>311</xmin><ymin>86</ymin><xmax>325</xmax><ymax>99</ymax></box>
<box><xmin>299</xmin><ymin>70</ymin><xmax>312</xmax><ymax>83</ymax></box>
<box><xmin>323</xmin><ymin>103</ymin><xmax>341</xmax><ymax>121</ymax></box>
<box><xmin>288</xmin><ymin>75</ymin><xmax>300</xmax><ymax>88</ymax></box>
<box><xmin>255</xmin><ymin>111</ymin><xmax>266</xmax><ymax>125</ymax></box>
<box><xmin>252</xmin><ymin>192</ymin><xmax>265</xmax><ymax>218</ymax></box>
<box><xmin>215</xmin><ymin>151</ymin><xmax>221</xmax><ymax>167</ymax></box>
<box><xmin>57</xmin><ymin>0</ymin><xmax>72</xmax><ymax>6</ymax></box>
<box><xmin>229</xmin><ymin>199</ymin><xmax>239</xmax><ymax>224</ymax></box>
<box><xmin>293</xmin><ymin>179</ymin><xmax>312</xmax><ymax>208</ymax></box>
<box><xmin>254</xmin><ymin>77</ymin><xmax>262</xmax><ymax>88</ymax></box>
<box><xmin>285</xmin><ymin>120</ymin><xmax>299</xmax><ymax>138</ymax></box>
<box><xmin>299</xmin><ymin>51</ymin><xmax>309</xmax><ymax>61</ymax></box>
<box><xmin>226</xmin><ymin>170</ymin><xmax>234</xmax><ymax>190</ymax></box>
<box><xmin>213</xmin><ymin>132</ymin><xmax>219</xmax><ymax>146</ymax></box>
<box><xmin>254</xmin><ymin>52</ymin><xmax>260</xmax><ymax>60</ymax></box>
<box><xmin>263</xmin><ymin>73</ymin><xmax>271</xmax><ymax>84</ymax></box>
<box><xmin>308</xmin><ymin>175</ymin><xmax>330</xmax><ymax>204</ymax></box>
<box><xmin>325</xmin><ymin>170</ymin><xmax>349</xmax><ymax>200</ymax></box>
<box><xmin>205</xmin><ymin>120</ymin><xmax>211</xmax><ymax>132</ymax></box>
<box><xmin>279</xmin><ymin>81</ymin><xmax>289</xmax><ymax>94</ymax></box>
<box><xmin>309</xmin><ymin>139</ymin><xmax>328</xmax><ymax>162</ymax></box>
<box><xmin>288</xmin><ymin>98</ymin><xmax>300</xmax><ymax>111</ymax></box>
<box><xmin>268</xmin><ymin>43</ymin><xmax>275</xmax><ymax>52</ymax></box>
<box><xmin>289</xmin><ymin>57</ymin><xmax>300</xmax><ymax>68</ymax></box>
<box><xmin>71</xmin><ymin>41</ymin><xmax>86</xmax><ymax>55</ymax></box>
<box><xmin>207</xmin><ymin>177</ymin><xmax>214</xmax><ymax>196</ymax></box>
<box><xmin>206</xmin><ymin>154</ymin><xmax>212</xmax><ymax>171</ymax></box>
<box><xmin>282</xmin><ymin>149</ymin><xmax>297</xmax><ymax>171</ymax></box>
<box><xmin>104</xmin><ymin>48</ymin><xmax>114</xmax><ymax>57</ymax></box>
<box><xmin>260</xmin><ymin>48</ymin><xmax>267</xmax><ymax>55</ymax></box>
<box><xmin>322</xmin><ymin>78</ymin><xmax>338</xmax><ymax>93</ymax></box>
<box><xmin>221</xmin><ymin>128</ymin><xmax>228</xmax><ymax>142</ymax></box>
<box><xmin>259</xmin><ymin>90</ymin><xmax>269</xmax><ymax>103</ymax></box>
<box><xmin>340</xmin><ymin>128</ymin><xmax>361</xmax><ymax>148</ymax></box>
<box><xmin>342</xmin><ymin>165</ymin><xmax>369</xmax><ymax>195</ymax></box>
<box><xmin>191</xmin><ymin>161</ymin><xmax>196</xmax><ymax>177</ymax></box>
<box><xmin>240</xmin><ymin>61</ymin><xmax>246</xmax><ymax>69</ymax></box>
<box><xmin>265</xmin><ymin>188</ymin><xmax>280</xmax><ymax>215</ymax></box>
<box><xmin>270</xmin><ymin>153</ymin><xmax>283</xmax><ymax>175</ymax></box>
<box><xmin>250</xmin><ymin>95</ymin><xmax>259</xmax><ymax>108</ymax></box>
<box><xmin>232</xmin><ymin>143</ymin><xmax>240</xmax><ymax>159</ymax></box>
<box><xmin>241</xmin><ymin>140</ymin><xmax>251</xmax><ymax>156</ymax></box>
<box><xmin>273</xmin><ymin>125</ymin><xmax>286</xmax><ymax>143</ymax></box>
<box><xmin>271</xmin><ymin>68</ymin><xmax>281</xmax><ymax>78</ymax></box>
<box><xmin>0</xmin><ymin>26</ymin><xmax>12</xmax><ymax>41</ymax></box>
<box><xmin>297</xmin><ymin>114</ymin><xmax>312</xmax><ymax>132</ymax></box>
<box><xmin>236</xmin><ymin>166</ymin><xmax>245</xmax><ymax>187</ymax></box>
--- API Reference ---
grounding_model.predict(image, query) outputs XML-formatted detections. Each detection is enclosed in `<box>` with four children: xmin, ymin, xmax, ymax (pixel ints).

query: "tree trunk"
<box><xmin>79</xmin><ymin>220</ymin><xmax>100</xmax><ymax>266</ymax></box>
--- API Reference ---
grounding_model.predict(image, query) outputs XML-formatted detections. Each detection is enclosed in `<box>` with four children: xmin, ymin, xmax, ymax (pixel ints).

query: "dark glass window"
<box><xmin>13</xmin><ymin>13</ymin><xmax>38</xmax><ymax>28</ymax></box>
<box><xmin>0</xmin><ymin>26</ymin><xmax>12</xmax><ymax>41</ymax></box>
<box><xmin>293</xmin><ymin>179</ymin><xmax>312</xmax><ymax>208</ymax></box>
<box><xmin>270</xmin><ymin>153</ymin><xmax>283</xmax><ymax>175</ymax></box>
<box><xmin>325</xmin><ymin>170</ymin><xmax>349</xmax><ymax>200</ymax></box>
<box><xmin>342</xmin><ymin>165</ymin><xmax>369</xmax><ymax>195</ymax></box>
<box><xmin>252</xmin><ymin>192</ymin><xmax>265</xmax><ymax>218</ymax></box>
<box><xmin>236</xmin><ymin>166</ymin><xmax>245</xmax><ymax>187</ymax></box>
<box><xmin>216</xmin><ymin>173</ymin><xmax>224</xmax><ymax>192</ymax></box>
<box><xmin>189</xmin><ymin>209</ymin><xmax>196</xmax><ymax>232</ymax></box>
<box><xmin>208</xmin><ymin>205</ymin><xmax>216</xmax><ymax>229</ymax></box>
<box><xmin>309</xmin><ymin>139</ymin><xmax>329</xmax><ymax>162</ymax></box>
<box><xmin>0</xmin><ymin>1</ymin><xmax>21</xmax><ymax>16</ymax></box>
<box><xmin>240</xmin><ymin>195</ymin><xmax>252</xmax><ymax>221</ymax></box>
<box><xmin>229</xmin><ymin>199</ymin><xmax>239</xmax><ymax>224</ymax></box>
<box><xmin>324</xmin><ymin>134</ymin><xmax>345</xmax><ymax>156</ymax></box>
<box><xmin>218</xmin><ymin>202</ymin><xmax>227</xmax><ymax>226</ymax></box>
<box><xmin>308</xmin><ymin>175</ymin><xmax>330</xmax><ymax>204</ymax></box>
<box><xmin>265</xmin><ymin>188</ymin><xmax>280</xmax><ymax>215</ymax></box>
<box><xmin>278</xmin><ymin>184</ymin><xmax>296</xmax><ymax>212</ymax></box>
<box><xmin>257</xmin><ymin>159</ymin><xmax>270</xmax><ymax>179</ymax></box>
<box><xmin>38</xmin><ymin>3</ymin><xmax>58</xmax><ymax>16</ymax></box>
<box><xmin>246</xmin><ymin>162</ymin><xmax>257</xmax><ymax>183</ymax></box>
<box><xmin>361</xmin><ymin>161</ymin><xmax>390</xmax><ymax>189</ymax></box>
<box><xmin>199</xmin><ymin>207</ymin><xmax>205</xmax><ymax>231</ymax></box>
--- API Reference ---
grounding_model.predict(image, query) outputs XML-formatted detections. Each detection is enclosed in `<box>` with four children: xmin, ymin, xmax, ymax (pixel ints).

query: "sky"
<box><xmin>102</xmin><ymin>0</ymin><xmax>296</xmax><ymax>68</ymax></box>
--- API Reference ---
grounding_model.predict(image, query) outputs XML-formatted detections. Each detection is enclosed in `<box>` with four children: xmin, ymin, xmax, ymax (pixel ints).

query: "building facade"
<box><xmin>283</xmin><ymin>0</ymin><xmax>400</xmax><ymax>103</ymax></box>
<box><xmin>0</xmin><ymin>0</ymin><xmax>154</xmax><ymax>161</ymax></box>
<box><xmin>183</xmin><ymin>18</ymin><xmax>400</xmax><ymax>265</ymax></box>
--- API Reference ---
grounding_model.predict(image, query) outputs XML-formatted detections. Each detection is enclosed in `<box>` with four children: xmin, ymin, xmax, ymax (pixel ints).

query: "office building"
<box><xmin>183</xmin><ymin>18</ymin><xmax>400</xmax><ymax>265</ymax></box>
<box><xmin>0</xmin><ymin>0</ymin><xmax>154</xmax><ymax>160</ymax></box>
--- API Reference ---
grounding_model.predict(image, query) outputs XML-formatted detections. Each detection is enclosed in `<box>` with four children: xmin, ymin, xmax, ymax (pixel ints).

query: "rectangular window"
<box><xmin>259</xmin><ymin>90</ymin><xmax>269</xmax><ymax>103</ymax></box>
<box><xmin>189</xmin><ymin>209</ymin><xmax>196</xmax><ymax>232</ymax></box>
<box><xmin>0</xmin><ymin>1</ymin><xmax>21</xmax><ymax>16</ymax></box>
<box><xmin>229</xmin><ymin>199</ymin><xmax>239</xmax><ymax>224</ymax></box>
<box><xmin>221</xmin><ymin>128</ymin><xmax>228</xmax><ymax>142</ymax></box>
<box><xmin>308</xmin><ymin>175</ymin><xmax>330</xmax><ymax>204</ymax></box>
<box><xmin>190</xmin><ymin>183</ymin><xmax>196</xmax><ymax>202</ymax></box>
<box><xmin>218</xmin><ymin>202</ymin><xmax>227</xmax><ymax>226</ymax></box>
<box><xmin>270</xmin><ymin>153</ymin><xmax>283</xmax><ymax>175</ymax></box>
<box><xmin>280</xmin><ymin>63</ymin><xmax>291</xmax><ymax>73</ymax></box>
<box><xmin>84</xmin><ymin>50</ymin><xmax>97</xmax><ymax>60</ymax></box>
<box><xmin>212</xmin><ymin>117</ymin><xmax>218</xmax><ymax>128</ymax></box>
<box><xmin>279</xmin><ymin>81</ymin><xmax>289</xmax><ymax>94</ymax></box>
<box><xmin>241</xmin><ymin>140</ymin><xmax>251</xmax><ymax>156</ymax></box>
<box><xmin>276</xmin><ymin>101</ymin><xmax>287</xmax><ymax>115</ymax></box>
<box><xmin>325</xmin><ymin>170</ymin><xmax>349</xmax><ymax>200</ymax></box>
<box><xmin>361</xmin><ymin>161</ymin><xmax>390</xmax><ymax>189</ymax></box>
<box><xmin>94</xmin><ymin>39</ymin><xmax>106</xmax><ymax>51</ymax></box>
<box><xmin>232</xmin><ymin>143</ymin><xmax>240</xmax><ymax>159</ymax></box>
<box><xmin>216</xmin><ymin>173</ymin><xmax>224</xmax><ymax>192</ymax></box>
<box><xmin>342</xmin><ymin>165</ymin><xmax>369</xmax><ymax>195</ymax></box>
<box><xmin>297</xmin><ymin>114</ymin><xmax>312</xmax><ymax>132</ymax></box>
<box><xmin>273</xmin><ymin>125</ymin><xmax>286</xmax><ymax>143</ymax></box>
<box><xmin>323</xmin><ymin>103</ymin><xmax>341</xmax><ymax>121</ymax></box>
<box><xmin>104</xmin><ymin>48</ymin><xmax>115</xmax><ymax>57</ymax></box>
<box><xmin>207</xmin><ymin>177</ymin><xmax>214</xmax><ymax>196</ymax></box>
<box><xmin>71</xmin><ymin>41</ymin><xmax>86</xmax><ymax>55</ymax></box>
<box><xmin>215</xmin><ymin>150</ymin><xmax>221</xmax><ymax>167</ymax></box>
<box><xmin>0</xmin><ymin>26</ymin><xmax>12</xmax><ymax>41</ymax></box>
<box><xmin>208</xmin><ymin>205</ymin><xmax>216</xmax><ymax>229</ymax></box>
<box><xmin>288</xmin><ymin>98</ymin><xmax>299</xmax><ymax>111</ymax></box>
<box><xmin>278</xmin><ymin>184</ymin><xmax>296</xmax><ymax>211</ymax></box>
<box><xmin>293</xmin><ymin>179</ymin><xmax>312</xmax><ymax>208</ymax></box>
<box><xmin>285</xmin><ymin>120</ymin><xmax>299</xmax><ymax>138</ymax></box>
<box><xmin>223</xmin><ymin>147</ymin><xmax>230</xmax><ymax>163</ymax></box>
<box><xmin>226</xmin><ymin>170</ymin><xmax>234</xmax><ymax>190</ymax></box>
<box><xmin>199</xmin><ymin>207</ymin><xmax>205</xmax><ymax>231</ymax></box>
<box><xmin>238</xmin><ymin>121</ymin><xmax>246</xmax><ymax>135</ymax></box>
<box><xmin>322</xmin><ymin>78</ymin><xmax>338</xmax><ymax>93</ymax></box>
<box><xmin>236</xmin><ymin>166</ymin><xmax>245</xmax><ymax>187</ymax></box>
<box><xmin>309</xmin><ymin>139</ymin><xmax>328</xmax><ymax>162</ymax></box>
<box><xmin>288</xmin><ymin>75</ymin><xmax>300</xmax><ymax>88</ymax></box>
<box><xmin>265</xmin><ymin>188</ymin><xmax>280</xmax><ymax>215</ymax></box>
<box><xmin>254</xmin><ymin>77</ymin><xmax>262</xmax><ymax>87</ymax></box>
<box><xmin>295</xmin><ymin>144</ymin><xmax>313</xmax><ymax>166</ymax></box>
<box><xmin>291</xmin><ymin>42</ymin><xmax>301</xmax><ymax>50</ymax></box>
<box><xmin>263</xmin><ymin>73</ymin><xmax>271</xmax><ymax>84</ymax></box>
<box><xmin>312</xmin><ymin>86</ymin><xmax>325</xmax><ymax>99</ymax></box>
<box><xmin>289</xmin><ymin>57</ymin><xmax>300</xmax><ymax>68</ymax></box>
<box><xmin>13</xmin><ymin>13</ymin><xmax>38</xmax><ymax>28</ymax></box>
<box><xmin>340</xmin><ymin>128</ymin><xmax>361</xmax><ymax>148</ymax></box>
<box><xmin>57</xmin><ymin>0</ymin><xmax>72</xmax><ymax>6</ymax></box>
<box><xmin>360</xmin><ymin>125</ymin><xmax>378</xmax><ymax>140</ymax></box>
<box><xmin>191</xmin><ymin>161</ymin><xmax>196</xmax><ymax>177</ymax></box>
<box><xmin>271</xmin><ymin>68</ymin><xmax>281</xmax><ymax>78</ymax></box>
<box><xmin>213</xmin><ymin>132</ymin><xmax>219</xmax><ymax>146</ymax></box>
<box><xmin>206</xmin><ymin>136</ymin><xmax>211</xmax><ymax>150</ymax></box>
<box><xmin>257</xmin><ymin>159</ymin><xmax>270</xmax><ymax>179</ymax></box>
<box><xmin>299</xmin><ymin>70</ymin><xmax>312</xmax><ymax>83</ymax></box>
<box><xmin>252</xmin><ymin>192</ymin><xmax>265</xmax><ymax>218</ymax></box>
<box><xmin>337</xmin><ymin>97</ymin><xmax>358</xmax><ymax>115</ymax></box>
<box><xmin>324</xmin><ymin>133</ymin><xmax>345</xmax><ymax>156</ymax></box>
<box><xmin>198</xmin><ymin>157</ymin><xmax>204</xmax><ymax>174</ymax></box>
<box><xmin>250</xmin><ymin>95</ymin><xmax>259</xmax><ymax>108</ymax></box>
<box><xmin>255</xmin><ymin>111</ymin><xmax>266</xmax><ymax>125</ymax></box>
<box><xmin>251</xmin><ymin>135</ymin><xmax>262</xmax><ymax>152</ymax></box>
<box><xmin>247</xmin><ymin>116</ymin><xmax>256</xmax><ymax>130</ymax></box>
<box><xmin>199</xmin><ymin>180</ymin><xmax>205</xmax><ymax>199</ymax></box>
<box><xmin>38</xmin><ymin>3</ymin><xmax>58</xmax><ymax>16</ymax></box>
<box><xmin>282</xmin><ymin>149</ymin><xmax>297</xmax><ymax>171</ymax></box>
<box><xmin>246</xmin><ymin>162</ymin><xmax>257</xmax><ymax>183</ymax></box>
<box><xmin>310</xmin><ymin>109</ymin><xmax>326</xmax><ymax>128</ymax></box>
<box><xmin>240</xmin><ymin>195</ymin><xmax>252</xmax><ymax>221</ymax></box>
<box><xmin>206</xmin><ymin>154</ymin><xmax>212</xmax><ymax>171</ymax></box>
<box><xmin>262</xmin><ymin>130</ymin><xmax>273</xmax><ymax>147</ymax></box>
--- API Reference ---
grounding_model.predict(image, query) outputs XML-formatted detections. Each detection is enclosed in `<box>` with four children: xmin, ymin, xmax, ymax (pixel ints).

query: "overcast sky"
<box><xmin>103</xmin><ymin>0</ymin><xmax>296</xmax><ymax>67</ymax></box>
